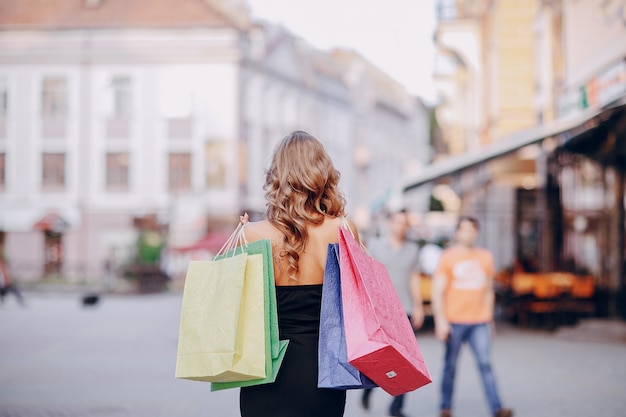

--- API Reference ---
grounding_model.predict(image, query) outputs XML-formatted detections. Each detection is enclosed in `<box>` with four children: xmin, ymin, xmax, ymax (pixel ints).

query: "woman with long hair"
<box><xmin>239</xmin><ymin>130</ymin><xmax>359</xmax><ymax>417</ymax></box>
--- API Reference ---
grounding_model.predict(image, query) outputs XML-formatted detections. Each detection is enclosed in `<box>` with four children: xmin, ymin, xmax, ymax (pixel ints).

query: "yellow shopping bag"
<box><xmin>175</xmin><ymin>225</ymin><xmax>266</xmax><ymax>382</ymax></box>
<box><xmin>211</xmin><ymin>238</ymin><xmax>289</xmax><ymax>391</ymax></box>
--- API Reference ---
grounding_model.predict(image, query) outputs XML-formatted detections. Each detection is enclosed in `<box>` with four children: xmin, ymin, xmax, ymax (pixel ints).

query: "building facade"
<box><xmin>0</xmin><ymin>0</ymin><xmax>431</xmax><ymax>285</ymax></box>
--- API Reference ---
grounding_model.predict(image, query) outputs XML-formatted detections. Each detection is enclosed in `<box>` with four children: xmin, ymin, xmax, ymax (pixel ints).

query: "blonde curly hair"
<box><xmin>264</xmin><ymin>131</ymin><xmax>346</xmax><ymax>279</ymax></box>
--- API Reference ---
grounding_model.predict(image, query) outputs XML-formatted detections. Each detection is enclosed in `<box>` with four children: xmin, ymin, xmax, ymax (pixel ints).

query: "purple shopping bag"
<box><xmin>318</xmin><ymin>243</ymin><xmax>377</xmax><ymax>390</ymax></box>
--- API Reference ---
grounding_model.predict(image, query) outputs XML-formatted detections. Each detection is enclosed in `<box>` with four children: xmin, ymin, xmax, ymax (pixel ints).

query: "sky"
<box><xmin>246</xmin><ymin>0</ymin><xmax>439</xmax><ymax>104</ymax></box>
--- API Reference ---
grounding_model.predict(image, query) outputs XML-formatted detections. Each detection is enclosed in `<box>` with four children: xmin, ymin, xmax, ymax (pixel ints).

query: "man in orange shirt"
<box><xmin>431</xmin><ymin>216</ymin><xmax>512</xmax><ymax>417</ymax></box>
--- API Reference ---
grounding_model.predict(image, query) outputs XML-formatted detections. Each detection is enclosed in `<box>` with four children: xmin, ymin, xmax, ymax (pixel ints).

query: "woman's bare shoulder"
<box><xmin>242</xmin><ymin>220</ymin><xmax>276</xmax><ymax>242</ymax></box>
<box><xmin>310</xmin><ymin>215</ymin><xmax>360</xmax><ymax>244</ymax></box>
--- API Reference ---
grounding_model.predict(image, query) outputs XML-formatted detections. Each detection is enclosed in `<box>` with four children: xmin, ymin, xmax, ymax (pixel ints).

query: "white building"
<box><xmin>241</xmin><ymin>23</ymin><xmax>354</xmax><ymax>216</ymax></box>
<box><xmin>0</xmin><ymin>0</ymin><xmax>431</xmax><ymax>285</ymax></box>
<box><xmin>0</xmin><ymin>0</ymin><xmax>249</xmax><ymax>281</ymax></box>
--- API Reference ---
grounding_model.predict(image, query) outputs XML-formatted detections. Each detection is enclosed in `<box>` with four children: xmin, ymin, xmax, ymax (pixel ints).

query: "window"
<box><xmin>0</xmin><ymin>152</ymin><xmax>5</xmax><ymax>191</ymax></box>
<box><xmin>109</xmin><ymin>76</ymin><xmax>131</xmax><ymax>118</ymax></box>
<box><xmin>42</xmin><ymin>77</ymin><xmax>67</xmax><ymax>118</ymax></box>
<box><xmin>0</xmin><ymin>77</ymin><xmax>7</xmax><ymax>138</ymax></box>
<box><xmin>41</xmin><ymin>77</ymin><xmax>68</xmax><ymax>138</ymax></box>
<box><xmin>0</xmin><ymin>78</ymin><xmax>7</xmax><ymax>115</ymax></box>
<box><xmin>106</xmin><ymin>76</ymin><xmax>132</xmax><ymax>139</ymax></box>
<box><xmin>42</xmin><ymin>153</ymin><xmax>65</xmax><ymax>191</ymax></box>
<box><xmin>105</xmin><ymin>152</ymin><xmax>129</xmax><ymax>191</ymax></box>
<box><xmin>168</xmin><ymin>152</ymin><xmax>191</xmax><ymax>192</ymax></box>
<box><xmin>205</xmin><ymin>141</ymin><xmax>226</xmax><ymax>189</ymax></box>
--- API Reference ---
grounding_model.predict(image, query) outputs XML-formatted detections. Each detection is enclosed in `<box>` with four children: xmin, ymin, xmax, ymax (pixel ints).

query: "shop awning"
<box><xmin>401</xmin><ymin>100</ymin><xmax>626</xmax><ymax>193</ymax></box>
<box><xmin>0</xmin><ymin>208</ymin><xmax>79</xmax><ymax>232</ymax></box>
<box><xmin>563</xmin><ymin>105</ymin><xmax>626</xmax><ymax>165</ymax></box>
<box><xmin>34</xmin><ymin>213</ymin><xmax>70</xmax><ymax>233</ymax></box>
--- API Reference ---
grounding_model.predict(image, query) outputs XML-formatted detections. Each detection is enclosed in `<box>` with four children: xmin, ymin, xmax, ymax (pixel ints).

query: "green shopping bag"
<box><xmin>175</xmin><ymin>227</ymin><xmax>266</xmax><ymax>382</ymax></box>
<box><xmin>211</xmin><ymin>238</ymin><xmax>289</xmax><ymax>391</ymax></box>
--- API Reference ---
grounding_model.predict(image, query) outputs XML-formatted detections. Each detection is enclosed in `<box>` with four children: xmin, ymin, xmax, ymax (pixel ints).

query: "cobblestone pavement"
<box><xmin>0</xmin><ymin>292</ymin><xmax>625</xmax><ymax>417</ymax></box>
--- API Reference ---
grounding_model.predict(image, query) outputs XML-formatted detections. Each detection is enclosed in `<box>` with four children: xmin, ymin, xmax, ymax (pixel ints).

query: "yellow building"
<box><xmin>433</xmin><ymin>0</ymin><xmax>540</xmax><ymax>157</ymax></box>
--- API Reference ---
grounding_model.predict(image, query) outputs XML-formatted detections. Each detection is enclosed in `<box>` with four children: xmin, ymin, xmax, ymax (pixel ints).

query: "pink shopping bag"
<box><xmin>338</xmin><ymin>227</ymin><xmax>431</xmax><ymax>396</ymax></box>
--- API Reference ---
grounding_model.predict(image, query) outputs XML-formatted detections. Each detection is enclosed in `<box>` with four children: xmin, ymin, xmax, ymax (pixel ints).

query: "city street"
<box><xmin>1</xmin><ymin>291</ymin><xmax>625</xmax><ymax>417</ymax></box>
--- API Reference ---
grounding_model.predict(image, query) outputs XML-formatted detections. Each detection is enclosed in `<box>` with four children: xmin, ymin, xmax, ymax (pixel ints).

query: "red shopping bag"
<box><xmin>338</xmin><ymin>227</ymin><xmax>431</xmax><ymax>396</ymax></box>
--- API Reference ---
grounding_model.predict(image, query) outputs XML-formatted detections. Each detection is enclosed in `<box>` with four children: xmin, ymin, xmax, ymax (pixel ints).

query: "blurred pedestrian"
<box><xmin>360</xmin><ymin>209</ymin><xmax>424</xmax><ymax>417</ymax></box>
<box><xmin>239</xmin><ymin>131</ymin><xmax>357</xmax><ymax>417</ymax></box>
<box><xmin>431</xmin><ymin>216</ymin><xmax>512</xmax><ymax>417</ymax></box>
<box><xmin>0</xmin><ymin>256</ymin><xmax>26</xmax><ymax>307</ymax></box>
<box><xmin>103</xmin><ymin>247</ymin><xmax>118</xmax><ymax>293</ymax></box>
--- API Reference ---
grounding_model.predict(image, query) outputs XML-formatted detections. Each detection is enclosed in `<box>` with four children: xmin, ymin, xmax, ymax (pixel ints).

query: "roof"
<box><xmin>0</xmin><ymin>0</ymin><xmax>245</xmax><ymax>30</ymax></box>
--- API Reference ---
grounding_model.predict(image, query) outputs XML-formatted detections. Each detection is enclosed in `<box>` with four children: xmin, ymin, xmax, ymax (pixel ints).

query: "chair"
<box><xmin>510</xmin><ymin>273</ymin><xmax>538</xmax><ymax>327</ymax></box>
<box><xmin>511</xmin><ymin>273</ymin><xmax>536</xmax><ymax>295</ymax></box>
<box><xmin>566</xmin><ymin>275</ymin><xmax>596</xmax><ymax>321</ymax></box>
<box><xmin>527</xmin><ymin>277</ymin><xmax>563</xmax><ymax>330</ymax></box>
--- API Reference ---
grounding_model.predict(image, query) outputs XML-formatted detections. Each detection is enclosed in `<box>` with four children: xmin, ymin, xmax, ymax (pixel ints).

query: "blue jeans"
<box><xmin>440</xmin><ymin>323</ymin><xmax>503</xmax><ymax>414</ymax></box>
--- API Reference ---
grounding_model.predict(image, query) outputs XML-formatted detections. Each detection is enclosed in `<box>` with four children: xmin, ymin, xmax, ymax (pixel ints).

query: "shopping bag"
<box><xmin>338</xmin><ymin>227</ymin><xmax>432</xmax><ymax>396</ymax></box>
<box><xmin>175</xmin><ymin>226</ymin><xmax>266</xmax><ymax>382</ymax></box>
<box><xmin>318</xmin><ymin>243</ymin><xmax>377</xmax><ymax>389</ymax></box>
<box><xmin>211</xmin><ymin>238</ymin><xmax>289</xmax><ymax>391</ymax></box>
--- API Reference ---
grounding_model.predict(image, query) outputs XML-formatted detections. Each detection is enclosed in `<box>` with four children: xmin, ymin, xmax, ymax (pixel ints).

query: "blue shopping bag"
<box><xmin>318</xmin><ymin>243</ymin><xmax>377</xmax><ymax>390</ymax></box>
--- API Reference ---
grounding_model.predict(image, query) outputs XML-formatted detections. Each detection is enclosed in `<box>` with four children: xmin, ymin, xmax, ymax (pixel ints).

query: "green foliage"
<box><xmin>137</xmin><ymin>231</ymin><xmax>165</xmax><ymax>265</ymax></box>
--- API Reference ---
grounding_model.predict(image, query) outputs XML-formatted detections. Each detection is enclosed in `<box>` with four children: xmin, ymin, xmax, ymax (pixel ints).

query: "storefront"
<box><xmin>552</xmin><ymin>105</ymin><xmax>626</xmax><ymax>317</ymax></box>
<box><xmin>399</xmin><ymin>99</ymin><xmax>626</xmax><ymax>320</ymax></box>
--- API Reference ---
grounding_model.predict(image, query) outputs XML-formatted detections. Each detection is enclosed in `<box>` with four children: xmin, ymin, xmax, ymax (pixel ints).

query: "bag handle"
<box><xmin>213</xmin><ymin>214</ymin><xmax>250</xmax><ymax>259</ymax></box>
<box><xmin>340</xmin><ymin>216</ymin><xmax>370</xmax><ymax>255</ymax></box>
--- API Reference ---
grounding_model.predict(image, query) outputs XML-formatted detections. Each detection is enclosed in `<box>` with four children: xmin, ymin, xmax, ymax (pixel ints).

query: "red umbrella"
<box><xmin>34</xmin><ymin>213</ymin><xmax>69</xmax><ymax>233</ymax></box>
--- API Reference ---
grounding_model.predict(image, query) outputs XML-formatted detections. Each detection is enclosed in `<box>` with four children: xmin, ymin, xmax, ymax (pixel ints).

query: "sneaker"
<box><xmin>494</xmin><ymin>409</ymin><xmax>513</xmax><ymax>417</ymax></box>
<box><xmin>440</xmin><ymin>409</ymin><xmax>452</xmax><ymax>417</ymax></box>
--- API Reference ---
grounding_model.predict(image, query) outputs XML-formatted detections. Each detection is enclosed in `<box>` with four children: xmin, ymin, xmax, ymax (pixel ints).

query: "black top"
<box><xmin>239</xmin><ymin>284</ymin><xmax>346</xmax><ymax>417</ymax></box>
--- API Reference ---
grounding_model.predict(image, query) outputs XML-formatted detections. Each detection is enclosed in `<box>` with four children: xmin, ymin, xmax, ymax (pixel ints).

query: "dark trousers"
<box><xmin>362</xmin><ymin>388</ymin><xmax>404</xmax><ymax>414</ymax></box>
<box><xmin>0</xmin><ymin>284</ymin><xmax>25</xmax><ymax>306</ymax></box>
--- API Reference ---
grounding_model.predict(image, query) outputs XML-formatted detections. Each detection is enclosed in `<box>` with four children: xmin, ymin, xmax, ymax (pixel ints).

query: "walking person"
<box><xmin>431</xmin><ymin>216</ymin><xmax>512</xmax><ymax>417</ymax></box>
<box><xmin>0</xmin><ymin>256</ymin><xmax>26</xmax><ymax>307</ymax></box>
<box><xmin>103</xmin><ymin>247</ymin><xmax>120</xmax><ymax>293</ymax></box>
<box><xmin>238</xmin><ymin>130</ymin><xmax>359</xmax><ymax>417</ymax></box>
<box><xmin>360</xmin><ymin>209</ymin><xmax>424</xmax><ymax>417</ymax></box>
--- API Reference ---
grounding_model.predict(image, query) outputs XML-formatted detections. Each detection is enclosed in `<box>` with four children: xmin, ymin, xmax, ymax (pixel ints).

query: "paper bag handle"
<box><xmin>213</xmin><ymin>214</ymin><xmax>250</xmax><ymax>259</ymax></box>
<box><xmin>340</xmin><ymin>216</ymin><xmax>370</xmax><ymax>255</ymax></box>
